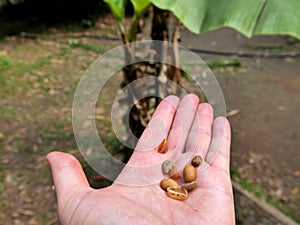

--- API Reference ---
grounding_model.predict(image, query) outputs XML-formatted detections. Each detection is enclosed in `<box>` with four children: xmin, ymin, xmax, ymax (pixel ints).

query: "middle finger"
<box><xmin>166</xmin><ymin>94</ymin><xmax>199</xmax><ymax>162</ymax></box>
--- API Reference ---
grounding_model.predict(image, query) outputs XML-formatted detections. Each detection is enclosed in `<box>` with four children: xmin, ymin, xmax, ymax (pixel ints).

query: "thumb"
<box><xmin>46</xmin><ymin>151</ymin><xmax>90</xmax><ymax>198</ymax></box>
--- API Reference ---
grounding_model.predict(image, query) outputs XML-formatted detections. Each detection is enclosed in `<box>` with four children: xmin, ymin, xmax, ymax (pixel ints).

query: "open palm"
<box><xmin>47</xmin><ymin>94</ymin><xmax>235</xmax><ymax>225</ymax></box>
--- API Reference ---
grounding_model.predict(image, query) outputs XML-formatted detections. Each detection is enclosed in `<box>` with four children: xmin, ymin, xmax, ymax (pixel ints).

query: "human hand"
<box><xmin>47</xmin><ymin>94</ymin><xmax>235</xmax><ymax>225</ymax></box>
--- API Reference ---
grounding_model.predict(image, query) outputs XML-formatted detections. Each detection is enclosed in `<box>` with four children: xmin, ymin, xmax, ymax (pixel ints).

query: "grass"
<box><xmin>66</xmin><ymin>39</ymin><xmax>109</xmax><ymax>54</ymax></box>
<box><xmin>0</xmin><ymin>55</ymin><xmax>52</xmax><ymax>95</ymax></box>
<box><xmin>11</xmin><ymin>172</ymin><xmax>24</xmax><ymax>182</ymax></box>
<box><xmin>0</xmin><ymin>56</ymin><xmax>12</xmax><ymax>74</ymax></box>
<box><xmin>105</xmin><ymin>137</ymin><xmax>122</xmax><ymax>150</ymax></box>
<box><xmin>207</xmin><ymin>58</ymin><xmax>241</xmax><ymax>69</ymax></box>
<box><xmin>0</xmin><ymin>108</ymin><xmax>17</xmax><ymax>120</ymax></box>
<box><xmin>0</xmin><ymin>40</ymin><xmax>80</xmax><ymax>153</ymax></box>
<box><xmin>244</xmin><ymin>44</ymin><xmax>287</xmax><ymax>51</ymax></box>
<box><xmin>0</xmin><ymin>180</ymin><xmax>6</xmax><ymax>192</ymax></box>
<box><xmin>0</xmin><ymin>56</ymin><xmax>14</xmax><ymax>87</ymax></box>
<box><xmin>230</xmin><ymin>167</ymin><xmax>300</xmax><ymax>223</ymax></box>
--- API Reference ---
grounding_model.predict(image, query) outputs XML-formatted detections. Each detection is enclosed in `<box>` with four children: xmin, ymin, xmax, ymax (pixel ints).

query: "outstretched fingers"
<box><xmin>128</xmin><ymin>94</ymin><xmax>199</xmax><ymax>166</ymax></box>
<box><xmin>167</xmin><ymin>94</ymin><xmax>199</xmax><ymax>161</ymax></box>
<box><xmin>127</xmin><ymin>95</ymin><xmax>180</xmax><ymax>166</ymax></box>
<box><xmin>115</xmin><ymin>96</ymin><xmax>180</xmax><ymax>185</ymax></box>
<box><xmin>185</xmin><ymin>103</ymin><xmax>214</xmax><ymax>159</ymax></box>
<box><xmin>205</xmin><ymin>117</ymin><xmax>231</xmax><ymax>173</ymax></box>
<box><xmin>116</xmin><ymin>94</ymin><xmax>198</xmax><ymax>186</ymax></box>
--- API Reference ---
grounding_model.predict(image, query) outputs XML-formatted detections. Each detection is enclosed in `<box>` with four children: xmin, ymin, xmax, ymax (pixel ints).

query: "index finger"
<box><xmin>127</xmin><ymin>95</ymin><xmax>180</xmax><ymax>166</ymax></box>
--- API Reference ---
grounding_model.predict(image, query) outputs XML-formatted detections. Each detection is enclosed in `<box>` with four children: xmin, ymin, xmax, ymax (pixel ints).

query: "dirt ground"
<box><xmin>0</xmin><ymin>16</ymin><xmax>299</xmax><ymax>224</ymax></box>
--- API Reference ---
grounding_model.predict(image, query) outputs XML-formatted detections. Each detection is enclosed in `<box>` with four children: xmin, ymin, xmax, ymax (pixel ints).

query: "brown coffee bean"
<box><xmin>167</xmin><ymin>187</ymin><xmax>188</xmax><ymax>200</ymax></box>
<box><xmin>183</xmin><ymin>165</ymin><xmax>196</xmax><ymax>182</ymax></box>
<box><xmin>162</xmin><ymin>160</ymin><xmax>172</xmax><ymax>174</ymax></box>
<box><xmin>169</xmin><ymin>165</ymin><xmax>180</xmax><ymax>180</ymax></box>
<box><xmin>191</xmin><ymin>155</ymin><xmax>202</xmax><ymax>167</ymax></box>
<box><xmin>160</xmin><ymin>178</ymin><xmax>179</xmax><ymax>191</ymax></box>
<box><xmin>181</xmin><ymin>181</ymin><xmax>198</xmax><ymax>192</ymax></box>
<box><xmin>157</xmin><ymin>139</ymin><xmax>167</xmax><ymax>153</ymax></box>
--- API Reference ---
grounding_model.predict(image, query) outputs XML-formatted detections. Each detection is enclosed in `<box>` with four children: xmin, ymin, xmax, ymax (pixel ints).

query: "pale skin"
<box><xmin>47</xmin><ymin>94</ymin><xmax>235</xmax><ymax>225</ymax></box>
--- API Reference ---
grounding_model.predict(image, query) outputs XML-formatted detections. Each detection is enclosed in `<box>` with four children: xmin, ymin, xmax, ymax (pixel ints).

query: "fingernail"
<box><xmin>181</xmin><ymin>94</ymin><xmax>199</xmax><ymax>110</ymax></box>
<box><xmin>165</xmin><ymin>95</ymin><xmax>180</xmax><ymax>108</ymax></box>
<box><xmin>187</xmin><ymin>94</ymin><xmax>199</xmax><ymax>106</ymax></box>
<box><xmin>198</xmin><ymin>103</ymin><xmax>213</xmax><ymax>116</ymax></box>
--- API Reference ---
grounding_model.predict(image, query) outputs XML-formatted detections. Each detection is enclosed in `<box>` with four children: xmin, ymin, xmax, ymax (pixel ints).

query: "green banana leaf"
<box><xmin>254</xmin><ymin>0</ymin><xmax>300</xmax><ymax>38</ymax></box>
<box><xmin>131</xmin><ymin>0</ymin><xmax>151</xmax><ymax>15</ymax></box>
<box><xmin>104</xmin><ymin>0</ymin><xmax>300</xmax><ymax>40</ymax></box>
<box><xmin>103</xmin><ymin>0</ymin><xmax>125</xmax><ymax>20</ymax></box>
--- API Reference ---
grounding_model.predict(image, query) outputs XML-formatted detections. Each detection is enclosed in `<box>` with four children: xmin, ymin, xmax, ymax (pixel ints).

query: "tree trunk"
<box><xmin>120</xmin><ymin>6</ymin><xmax>184</xmax><ymax>158</ymax></box>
